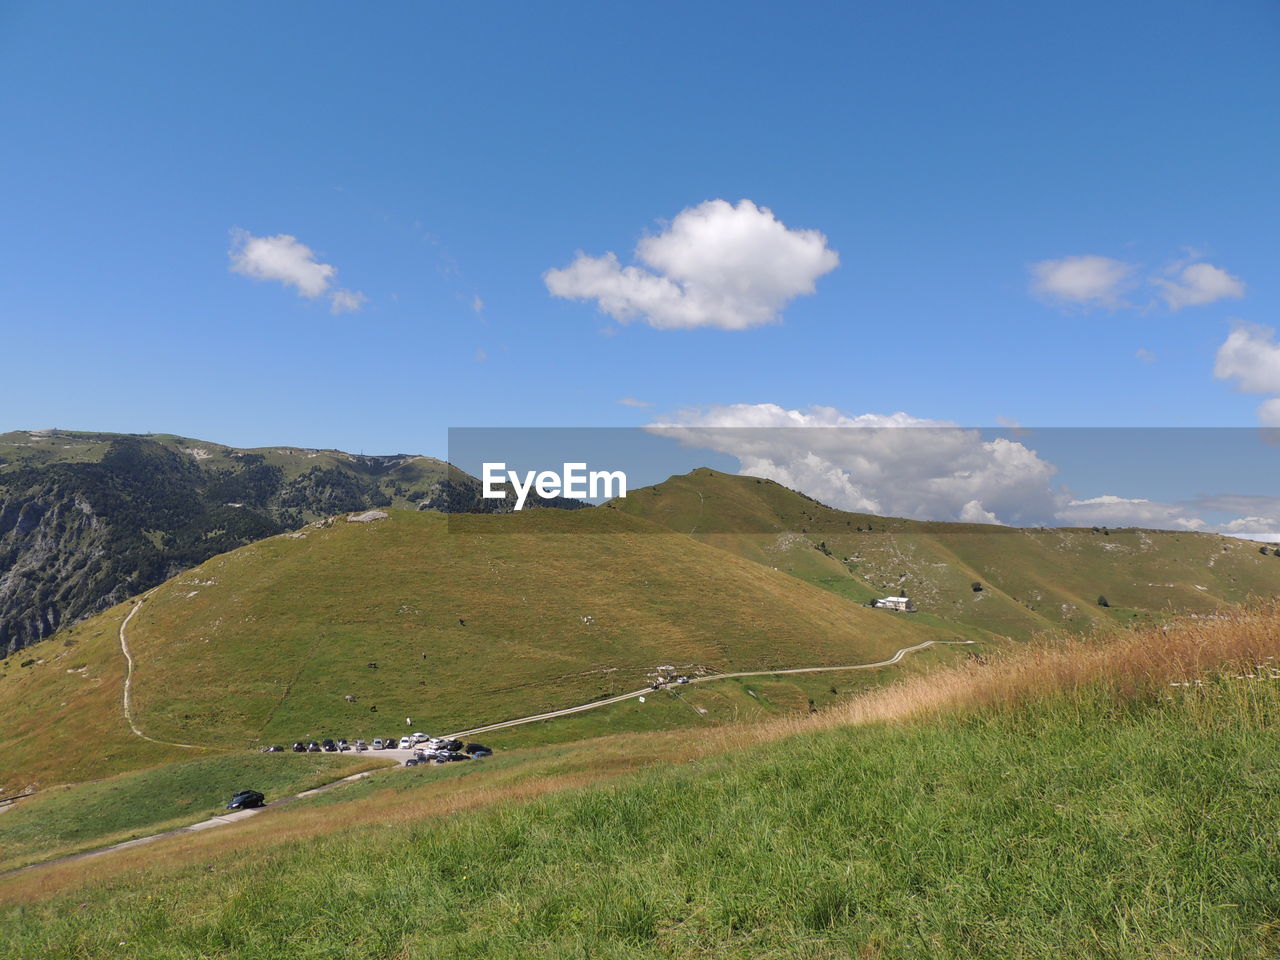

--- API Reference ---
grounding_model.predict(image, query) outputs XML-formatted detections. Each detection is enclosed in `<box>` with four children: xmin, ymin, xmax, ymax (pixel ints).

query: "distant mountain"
<box><xmin>0</xmin><ymin>430</ymin><xmax>579</xmax><ymax>655</ymax></box>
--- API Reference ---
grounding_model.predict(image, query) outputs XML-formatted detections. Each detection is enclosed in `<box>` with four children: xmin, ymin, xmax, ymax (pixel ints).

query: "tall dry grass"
<box><xmin>719</xmin><ymin>602</ymin><xmax>1280</xmax><ymax>751</ymax></box>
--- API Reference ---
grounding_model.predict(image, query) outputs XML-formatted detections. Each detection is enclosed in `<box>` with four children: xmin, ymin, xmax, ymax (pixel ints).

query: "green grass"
<box><xmin>0</xmin><ymin>752</ymin><xmax>388</xmax><ymax>871</ymax></box>
<box><xmin>615</xmin><ymin>469</ymin><xmax>1280</xmax><ymax>641</ymax></box>
<box><xmin>0</xmin><ymin>507</ymin><xmax>944</xmax><ymax>790</ymax></box>
<box><xmin>5</xmin><ymin>666</ymin><xmax>1280</xmax><ymax>957</ymax></box>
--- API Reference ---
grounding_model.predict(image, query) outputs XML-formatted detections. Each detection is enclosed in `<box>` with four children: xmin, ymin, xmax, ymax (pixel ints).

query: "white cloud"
<box><xmin>1055</xmin><ymin>495</ymin><xmax>1206</xmax><ymax>531</ymax></box>
<box><xmin>544</xmin><ymin>199</ymin><xmax>838</xmax><ymax>330</ymax></box>
<box><xmin>472</xmin><ymin>296</ymin><xmax>484</xmax><ymax>313</ymax></box>
<box><xmin>648</xmin><ymin>403</ymin><xmax>1059</xmax><ymax>524</ymax></box>
<box><xmin>1258</xmin><ymin>398</ymin><xmax>1280</xmax><ymax>427</ymax></box>
<box><xmin>1215</xmin><ymin>325</ymin><xmax>1280</xmax><ymax>395</ymax></box>
<box><xmin>618</xmin><ymin>397</ymin><xmax>653</xmax><ymax>408</ymax></box>
<box><xmin>1135</xmin><ymin>347</ymin><xmax>1156</xmax><ymax>364</ymax></box>
<box><xmin>1029</xmin><ymin>255</ymin><xmax>1134</xmax><ymax>309</ymax></box>
<box><xmin>229</xmin><ymin>229</ymin><xmax>364</xmax><ymax>313</ymax></box>
<box><xmin>1155</xmin><ymin>262</ymin><xmax>1245</xmax><ymax>310</ymax></box>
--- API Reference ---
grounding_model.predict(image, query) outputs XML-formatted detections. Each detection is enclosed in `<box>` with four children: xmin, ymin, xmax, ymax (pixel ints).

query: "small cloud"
<box><xmin>1155</xmin><ymin>261</ymin><xmax>1245</xmax><ymax>310</ymax></box>
<box><xmin>1135</xmin><ymin>347</ymin><xmax>1157</xmax><ymax>364</ymax></box>
<box><xmin>1029</xmin><ymin>255</ymin><xmax>1135</xmax><ymax>310</ymax></box>
<box><xmin>229</xmin><ymin>229</ymin><xmax>364</xmax><ymax>313</ymax></box>
<box><xmin>474</xmin><ymin>348</ymin><xmax>487</xmax><ymax>363</ymax></box>
<box><xmin>229</xmin><ymin>229</ymin><xmax>335</xmax><ymax>298</ymax></box>
<box><xmin>618</xmin><ymin>397</ymin><xmax>653</xmax><ymax>408</ymax></box>
<box><xmin>329</xmin><ymin>289</ymin><xmax>366</xmax><ymax>315</ymax></box>
<box><xmin>472</xmin><ymin>295</ymin><xmax>484</xmax><ymax>313</ymax></box>
<box><xmin>545</xmin><ymin>199</ymin><xmax>838</xmax><ymax>331</ymax></box>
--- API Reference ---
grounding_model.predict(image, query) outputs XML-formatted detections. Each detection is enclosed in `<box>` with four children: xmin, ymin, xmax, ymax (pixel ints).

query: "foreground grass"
<box><xmin>0</xmin><ymin>752</ymin><xmax>388</xmax><ymax>871</ymax></box>
<box><xmin>5</xmin><ymin>614</ymin><xmax>1280</xmax><ymax>957</ymax></box>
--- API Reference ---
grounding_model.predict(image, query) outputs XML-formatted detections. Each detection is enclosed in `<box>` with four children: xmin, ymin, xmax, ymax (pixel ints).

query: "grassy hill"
<box><xmin>4</xmin><ymin>606</ymin><xmax>1280</xmax><ymax>958</ymax></box>
<box><xmin>612</xmin><ymin>468</ymin><xmax>1280</xmax><ymax>640</ymax></box>
<box><xmin>0</xmin><ymin>506</ymin><xmax>951</xmax><ymax>793</ymax></box>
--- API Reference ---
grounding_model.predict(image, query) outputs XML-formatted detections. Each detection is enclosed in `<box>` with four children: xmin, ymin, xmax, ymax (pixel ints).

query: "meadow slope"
<box><xmin>4</xmin><ymin>608</ymin><xmax>1280</xmax><ymax>958</ymax></box>
<box><xmin>613</xmin><ymin>468</ymin><xmax>1280</xmax><ymax>639</ymax></box>
<box><xmin>0</xmin><ymin>506</ymin><xmax>949</xmax><ymax>791</ymax></box>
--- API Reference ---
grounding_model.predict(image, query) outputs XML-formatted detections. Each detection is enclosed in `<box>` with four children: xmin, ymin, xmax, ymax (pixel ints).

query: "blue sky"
<box><xmin>2</xmin><ymin>1</ymin><xmax>1278</xmax><ymax>525</ymax></box>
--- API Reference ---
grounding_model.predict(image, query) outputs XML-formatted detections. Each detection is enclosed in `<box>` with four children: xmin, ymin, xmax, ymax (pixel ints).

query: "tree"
<box><xmin>1097</xmin><ymin>595</ymin><xmax>1110</xmax><ymax>607</ymax></box>
<box><xmin>971</xmin><ymin>581</ymin><xmax>983</xmax><ymax>592</ymax></box>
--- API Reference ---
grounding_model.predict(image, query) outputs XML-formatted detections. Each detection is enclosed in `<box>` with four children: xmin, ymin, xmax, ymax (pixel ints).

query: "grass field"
<box><xmin>3</xmin><ymin>608</ymin><xmax>1280</xmax><ymax>957</ymax></box>
<box><xmin>615</xmin><ymin>469</ymin><xmax>1280</xmax><ymax>639</ymax></box>
<box><xmin>0</xmin><ymin>506</ymin><xmax>950</xmax><ymax>795</ymax></box>
<box><xmin>0</xmin><ymin>752</ymin><xmax>388</xmax><ymax>872</ymax></box>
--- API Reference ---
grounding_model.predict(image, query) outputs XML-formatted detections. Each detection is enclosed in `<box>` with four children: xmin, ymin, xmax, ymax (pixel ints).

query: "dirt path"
<box><xmin>118</xmin><ymin>592</ymin><xmax>202</xmax><ymax>750</ymax></box>
<box><xmin>447</xmin><ymin>638</ymin><xmax>974</xmax><ymax>738</ymax></box>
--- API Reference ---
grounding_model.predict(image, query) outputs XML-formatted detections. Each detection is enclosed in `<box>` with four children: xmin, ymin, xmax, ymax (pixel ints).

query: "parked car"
<box><xmin>355</xmin><ymin>739</ymin><xmax>367</xmax><ymax>751</ymax></box>
<box><xmin>676</xmin><ymin>676</ymin><xmax>690</xmax><ymax>684</ymax></box>
<box><xmin>398</xmin><ymin>736</ymin><xmax>414</xmax><ymax>749</ymax></box>
<box><xmin>371</xmin><ymin>738</ymin><xmax>384</xmax><ymax>750</ymax></box>
<box><xmin>464</xmin><ymin>743</ymin><xmax>492</xmax><ymax>757</ymax></box>
<box><xmin>322</xmin><ymin>739</ymin><xmax>337</xmax><ymax>752</ymax></box>
<box><xmin>226</xmin><ymin>789</ymin><xmax>265</xmax><ymax>810</ymax></box>
<box><xmin>307</xmin><ymin>741</ymin><xmax>321</xmax><ymax>752</ymax></box>
<box><xmin>292</xmin><ymin>742</ymin><xmax>306</xmax><ymax>753</ymax></box>
<box><xmin>337</xmin><ymin>739</ymin><xmax>350</xmax><ymax>751</ymax></box>
<box><xmin>384</xmin><ymin>734</ymin><xmax>399</xmax><ymax>748</ymax></box>
<box><xmin>410</xmin><ymin>732</ymin><xmax>429</xmax><ymax>744</ymax></box>
<box><xmin>404</xmin><ymin>757</ymin><xmax>422</xmax><ymax>767</ymax></box>
<box><xmin>441</xmin><ymin>738</ymin><xmax>463</xmax><ymax>752</ymax></box>
<box><xmin>261</xmin><ymin>745</ymin><xmax>283</xmax><ymax>753</ymax></box>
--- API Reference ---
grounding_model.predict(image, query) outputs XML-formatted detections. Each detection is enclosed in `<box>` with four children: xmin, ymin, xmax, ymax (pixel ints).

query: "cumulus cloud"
<box><xmin>544</xmin><ymin>199</ymin><xmax>838</xmax><ymax>330</ymax></box>
<box><xmin>648</xmin><ymin>404</ymin><xmax>1059</xmax><ymax>524</ymax></box>
<box><xmin>1215</xmin><ymin>325</ymin><xmax>1280</xmax><ymax>395</ymax></box>
<box><xmin>1029</xmin><ymin>255</ymin><xmax>1134</xmax><ymax>309</ymax></box>
<box><xmin>1213</xmin><ymin>325</ymin><xmax>1280</xmax><ymax>424</ymax></box>
<box><xmin>1258</xmin><ymin>398</ymin><xmax>1280</xmax><ymax>427</ymax></box>
<box><xmin>1155</xmin><ymin>262</ymin><xmax>1245</xmax><ymax>310</ymax></box>
<box><xmin>229</xmin><ymin>229</ymin><xmax>365</xmax><ymax>313</ymax></box>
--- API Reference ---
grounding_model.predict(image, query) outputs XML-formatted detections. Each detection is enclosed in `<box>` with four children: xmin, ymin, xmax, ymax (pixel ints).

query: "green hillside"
<box><xmin>612</xmin><ymin>468</ymin><xmax>1280</xmax><ymax>640</ymax></box>
<box><xmin>0</xmin><ymin>506</ymin><xmax>949</xmax><ymax>793</ymax></box>
<box><xmin>5</xmin><ymin>608</ymin><xmax>1280</xmax><ymax>958</ymax></box>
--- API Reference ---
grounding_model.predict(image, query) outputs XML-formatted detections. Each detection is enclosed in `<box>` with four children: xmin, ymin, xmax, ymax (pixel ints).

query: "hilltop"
<box><xmin>0</xmin><ymin>506</ymin><xmax>949</xmax><ymax>793</ymax></box>
<box><xmin>611</xmin><ymin>468</ymin><xmax>1280</xmax><ymax>640</ymax></box>
<box><xmin>0</xmin><ymin>430</ymin><xmax>579</xmax><ymax>656</ymax></box>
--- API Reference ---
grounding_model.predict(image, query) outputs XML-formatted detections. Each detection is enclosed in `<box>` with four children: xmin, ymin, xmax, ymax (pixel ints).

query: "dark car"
<box><xmin>307</xmin><ymin>741</ymin><xmax>321</xmax><ymax>752</ymax></box>
<box><xmin>442</xmin><ymin>739</ymin><xmax>463</xmax><ymax>752</ymax></box>
<box><xmin>292</xmin><ymin>742</ymin><xmax>306</xmax><ymax>753</ymax></box>
<box><xmin>226</xmin><ymin>789</ymin><xmax>265</xmax><ymax>810</ymax></box>
<box><xmin>321</xmin><ymin>739</ymin><xmax>337</xmax><ymax>752</ymax></box>
<box><xmin>384</xmin><ymin>735</ymin><xmax>399</xmax><ymax>749</ymax></box>
<box><xmin>404</xmin><ymin>757</ymin><xmax>421</xmax><ymax>767</ymax></box>
<box><xmin>465</xmin><ymin>743</ymin><xmax>492</xmax><ymax>757</ymax></box>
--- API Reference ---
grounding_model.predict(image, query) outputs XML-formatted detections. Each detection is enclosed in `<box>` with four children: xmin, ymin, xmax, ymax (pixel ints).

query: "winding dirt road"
<box><xmin>447</xmin><ymin>638</ymin><xmax>975</xmax><ymax>738</ymax></box>
<box><xmin>118</xmin><ymin>592</ymin><xmax>202</xmax><ymax>750</ymax></box>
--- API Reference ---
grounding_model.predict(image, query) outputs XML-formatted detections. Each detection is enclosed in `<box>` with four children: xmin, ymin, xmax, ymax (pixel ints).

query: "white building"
<box><xmin>872</xmin><ymin>596</ymin><xmax>915</xmax><ymax>612</ymax></box>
